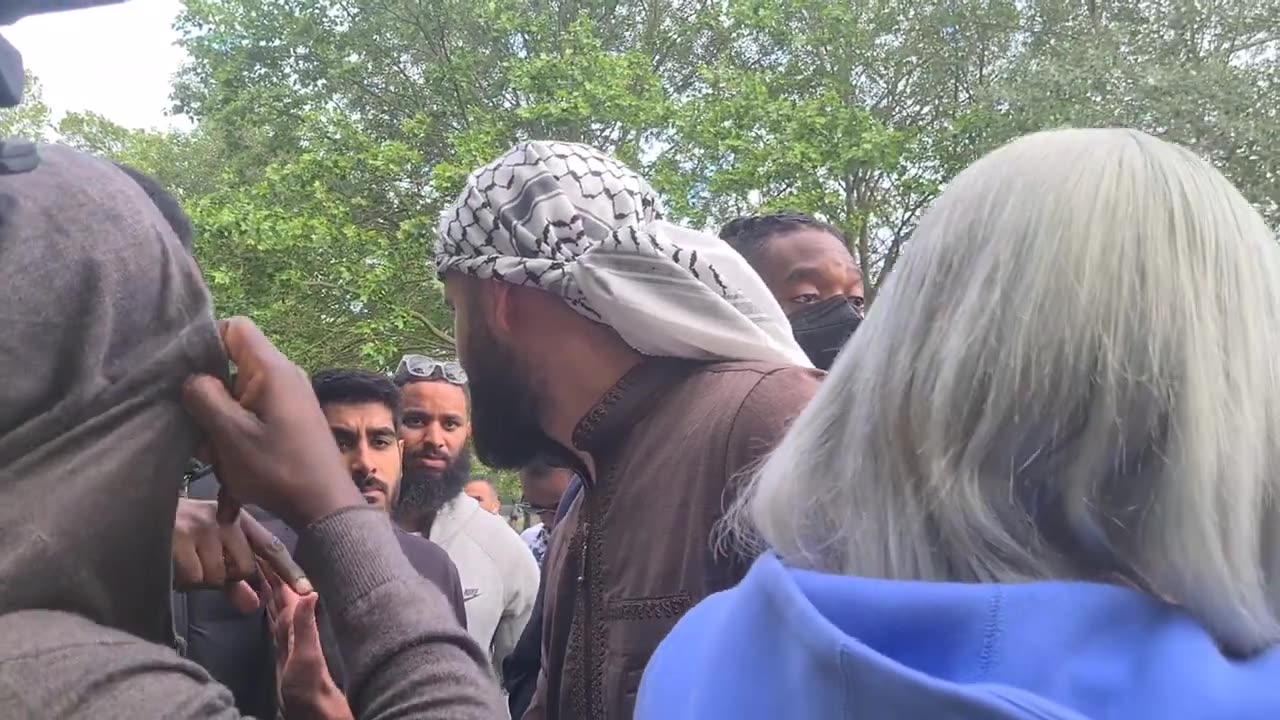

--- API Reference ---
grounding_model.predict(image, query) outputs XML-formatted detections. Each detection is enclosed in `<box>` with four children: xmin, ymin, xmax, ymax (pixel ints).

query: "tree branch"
<box><xmin>406</xmin><ymin>307</ymin><xmax>456</xmax><ymax>348</ymax></box>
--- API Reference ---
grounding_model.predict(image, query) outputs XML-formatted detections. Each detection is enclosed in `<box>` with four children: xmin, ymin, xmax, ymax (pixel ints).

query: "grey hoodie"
<box><xmin>0</xmin><ymin>144</ymin><xmax>503</xmax><ymax>718</ymax></box>
<box><xmin>0</xmin><ymin>143</ymin><xmax>224</xmax><ymax>641</ymax></box>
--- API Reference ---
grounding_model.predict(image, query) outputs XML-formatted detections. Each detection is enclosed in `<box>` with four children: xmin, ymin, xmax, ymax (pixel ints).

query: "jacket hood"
<box><xmin>639</xmin><ymin>552</ymin><xmax>1280</xmax><ymax>719</ymax></box>
<box><xmin>0</xmin><ymin>144</ymin><xmax>225</xmax><ymax>642</ymax></box>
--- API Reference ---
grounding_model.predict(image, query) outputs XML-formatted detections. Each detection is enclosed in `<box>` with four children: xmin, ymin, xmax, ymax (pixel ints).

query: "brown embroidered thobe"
<box><xmin>524</xmin><ymin>358</ymin><xmax>822</xmax><ymax>719</ymax></box>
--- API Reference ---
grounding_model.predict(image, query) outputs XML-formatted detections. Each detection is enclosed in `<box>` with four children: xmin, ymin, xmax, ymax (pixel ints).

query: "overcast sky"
<box><xmin>6</xmin><ymin>0</ymin><xmax>188</xmax><ymax>130</ymax></box>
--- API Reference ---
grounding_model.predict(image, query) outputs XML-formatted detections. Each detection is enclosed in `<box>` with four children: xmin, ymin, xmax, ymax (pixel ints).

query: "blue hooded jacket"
<box><xmin>638</xmin><ymin>552</ymin><xmax>1280</xmax><ymax>719</ymax></box>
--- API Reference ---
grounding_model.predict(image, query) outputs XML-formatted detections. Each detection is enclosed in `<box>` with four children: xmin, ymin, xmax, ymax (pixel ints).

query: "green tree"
<box><xmin>654</xmin><ymin>0</ymin><xmax>1023</xmax><ymax>295</ymax></box>
<box><xmin>987</xmin><ymin>0</ymin><xmax>1280</xmax><ymax>225</ymax></box>
<box><xmin>657</xmin><ymin>0</ymin><xmax>1278</xmax><ymax>293</ymax></box>
<box><xmin>172</xmin><ymin>0</ymin><xmax>700</xmax><ymax>165</ymax></box>
<box><xmin>36</xmin><ymin>0</ymin><xmax>1280</xmax><ymax>491</ymax></box>
<box><xmin>0</xmin><ymin>72</ymin><xmax>52</xmax><ymax>140</ymax></box>
<box><xmin>56</xmin><ymin>111</ymin><xmax>226</xmax><ymax>198</ymax></box>
<box><xmin>169</xmin><ymin>0</ymin><xmax>702</xmax><ymax>201</ymax></box>
<box><xmin>51</xmin><ymin>107</ymin><xmax>443</xmax><ymax>370</ymax></box>
<box><xmin>188</xmin><ymin>112</ymin><xmax>457</xmax><ymax>370</ymax></box>
<box><xmin>164</xmin><ymin>0</ymin><xmax>699</xmax><ymax>370</ymax></box>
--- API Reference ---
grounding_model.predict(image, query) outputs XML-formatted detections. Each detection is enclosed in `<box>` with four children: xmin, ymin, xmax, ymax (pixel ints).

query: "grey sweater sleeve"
<box><xmin>294</xmin><ymin>505</ymin><xmax>502</xmax><ymax>717</ymax></box>
<box><xmin>0</xmin><ymin>506</ymin><xmax>504</xmax><ymax>719</ymax></box>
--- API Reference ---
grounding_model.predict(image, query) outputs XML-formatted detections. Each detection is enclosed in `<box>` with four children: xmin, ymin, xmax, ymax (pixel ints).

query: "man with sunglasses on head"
<box><xmin>392</xmin><ymin>355</ymin><xmax>540</xmax><ymax>685</ymax></box>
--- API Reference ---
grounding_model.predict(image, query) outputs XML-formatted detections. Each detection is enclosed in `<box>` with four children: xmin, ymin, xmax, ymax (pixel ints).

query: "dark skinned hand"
<box><xmin>181</xmin><ymin>317</ymin><xmax>363</xmax><ymax>537</ymax></box>
<box><xmin>172</xmin><ymin>498</ymin><xmax>311</xmax><ymax>611</ymax></box>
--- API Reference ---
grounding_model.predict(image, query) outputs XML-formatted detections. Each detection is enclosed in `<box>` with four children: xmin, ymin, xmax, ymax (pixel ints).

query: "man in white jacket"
<box><xmin>391</xmin><ymin>355</ymin><xmax>539</xmax><ymax>682</ymax></box>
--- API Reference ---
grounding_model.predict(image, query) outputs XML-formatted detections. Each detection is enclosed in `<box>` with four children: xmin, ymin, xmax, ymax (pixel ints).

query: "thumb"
<box><xmin>224</xmin><ymin>580</ymin><xmax>261</xmax><ymax>614</ymax></box>
<box><xmin>293</xmin><ymin>593</ymin><xmax>322</xmax><ymax>647</ymax></box>
<box><xmin>183</xmin><ymin>374</ymin><xmax>257</xmax><ymax>444</ymax></box>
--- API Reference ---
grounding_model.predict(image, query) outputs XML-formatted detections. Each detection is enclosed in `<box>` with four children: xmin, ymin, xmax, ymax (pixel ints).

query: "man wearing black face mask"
<box><xmin>721</xmin><ymin>212</ymin><xmax>865</xmax><ymax>370</ymax></box>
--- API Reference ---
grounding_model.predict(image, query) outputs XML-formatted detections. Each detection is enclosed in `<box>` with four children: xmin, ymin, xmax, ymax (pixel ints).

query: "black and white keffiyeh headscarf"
<box><xmin>435</xmin><ymin>141</ymin><xmax>812</xmax><ymax>367</ymax></box>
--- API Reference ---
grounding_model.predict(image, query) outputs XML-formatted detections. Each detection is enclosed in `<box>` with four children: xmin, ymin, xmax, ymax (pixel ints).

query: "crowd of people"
<box><xmin>0</xmin><ymin>127</ymin><xmax>1278</xmax><ymax>720</ymax></box>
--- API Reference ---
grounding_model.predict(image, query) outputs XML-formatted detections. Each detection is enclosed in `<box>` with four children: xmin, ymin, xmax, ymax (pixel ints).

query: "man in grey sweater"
<box><xmin>0</xmin><ymin>143</ymin><xmax>503</xmax><ymax>718</ymax></box>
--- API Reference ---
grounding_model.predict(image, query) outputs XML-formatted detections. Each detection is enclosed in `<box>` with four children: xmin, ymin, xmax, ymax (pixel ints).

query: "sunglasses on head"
<box><xmin>394</xmin><ymin>355</ymin><xmax>469</xmax><ymax>386</ymax></box>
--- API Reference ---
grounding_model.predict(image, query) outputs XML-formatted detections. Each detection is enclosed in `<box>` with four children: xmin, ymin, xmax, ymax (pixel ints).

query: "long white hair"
<box><xmin>732</xmin><ymin>128</ymin><xmax>1280</xmax><ymax>655</ymax></box>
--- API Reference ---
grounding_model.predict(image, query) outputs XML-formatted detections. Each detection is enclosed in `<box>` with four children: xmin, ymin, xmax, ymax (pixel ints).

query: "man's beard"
<box><xmin>463</xmin><ymin>317</ymin><xmax>572</xmax><ymax>470</ymax></box>
<box><xmin>395</xmin><ymin>445</ymin><xmax>473</xmax><ymax>519</ymax></box>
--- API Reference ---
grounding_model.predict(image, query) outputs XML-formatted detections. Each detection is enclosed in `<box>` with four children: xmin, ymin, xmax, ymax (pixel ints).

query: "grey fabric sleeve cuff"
<box><xmin>293</xmin><ymin>505</ymin><xmax>417</xmax><ymax>612</ymax></box>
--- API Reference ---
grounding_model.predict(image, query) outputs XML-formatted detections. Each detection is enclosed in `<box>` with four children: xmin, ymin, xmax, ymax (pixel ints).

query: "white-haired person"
<box><xmin>636</xmin><ymin>128</ymin><xmax>1280</xmax><ymax>719</ymax></box>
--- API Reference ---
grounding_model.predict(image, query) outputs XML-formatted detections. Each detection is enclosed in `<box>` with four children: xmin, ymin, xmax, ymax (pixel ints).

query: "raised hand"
<box><xmin>181</xmin><ymin>317</ymin><xmax>363</xmax><ymax>531</ymax></box>
<box><xmin>261</xmin><ymin>562</ymin><xmax>352</xmax><ymax>720</ymax></box>
<box><xmin>172</xmin><ymin>498</ymin><xmax>312</xmax><ymax>610</ymax></box>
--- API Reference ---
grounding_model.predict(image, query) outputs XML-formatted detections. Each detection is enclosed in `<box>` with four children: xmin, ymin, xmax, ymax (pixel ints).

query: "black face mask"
<box><xmin>789</xmin><ymin>295</ymin><xmax>863</xmax><ymax>370</ymax></box>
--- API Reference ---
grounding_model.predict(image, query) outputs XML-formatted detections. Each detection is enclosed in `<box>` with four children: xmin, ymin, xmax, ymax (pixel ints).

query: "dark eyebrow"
<box><xmin>330</xmin><ymin>426</ymin><xmax>357</xmax><ymax>441</ymax></box>
<box><xmin>369</xmin><ymin>426</ymin><xmax>397</xmax><ymax>438</ymax></box>
<box><xmin>783</xmin><ymin>265</ymin><xmax>827</xmax><ymax>284</ymax></box>
<box><xmin>400</xmin><ymin>409</ymin><xmax>466</xmax><ymax>424</ymax></box>
<box><xmin>784</xmin><ymin>260</ymin><xmax>862</xmax><ymax>285</ymax></box>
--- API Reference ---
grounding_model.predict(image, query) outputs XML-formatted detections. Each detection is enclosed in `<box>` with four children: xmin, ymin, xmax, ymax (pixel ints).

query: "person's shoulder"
<box><xmin>393</xmin><ymin>528</ymin><xmax>459</xmax><ymax>574</ymax></box>
<box><xmin>0</xmin><ymin>609</ymin><xmax>141</xmax><ymax>660</ymax></box>
<box><xmin>0</xmin><ymin>610</ymin><xmax>237</xmax><ymax>716</ymax></box>
<box><xmin>465</xmin><ymin>509</ymin><xmax>527</xmax><ymax>548</ymax></box>
<box><xmin>697</xmin><ymin>361</ymin><xmax>823</xmax><ymax>395</ymax></box>
<box><xmin>742</xmin><ymin>363</ymin><xmax>823</xmax><ymax>408</ymax></box>
<box><xmin>637</xmin><ymin>556</ymin><xmax>801</xmax><ymax>717</ymax></box>
<box><xmin>704</xmin><ymin>360</ymin><xmax>824</xmax><ymax>381</ymax></box>
<box><xmin>717</xmin><ymin>364</ymin><xmax>821</xmax><ymax>472</ymax></box>
<box><xmin>464</xmin><ymin>510</ymin><xmax>540</xmax><ymax>569</ymax></box>
<box><xmin>700</xmin><ymin>361</ymin><xmax>821</xmax><ymax>420</ymax></box>
<box><xmin>394</xmin><ymin>526</ymin><xmax>451</xmax><ymax>553</ymax></box>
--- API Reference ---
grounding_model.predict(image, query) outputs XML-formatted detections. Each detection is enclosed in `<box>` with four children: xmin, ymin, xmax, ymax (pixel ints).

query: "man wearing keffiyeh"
<box><xmin>434</xmin><ymin>141</ymin><xmax>823</xmax><ymax>720</ymax></box>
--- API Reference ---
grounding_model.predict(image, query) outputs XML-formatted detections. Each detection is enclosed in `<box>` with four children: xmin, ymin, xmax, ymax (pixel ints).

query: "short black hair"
<box><xmin>311</xmin><ymin>369</ymin><xmax>402</xmax><ymax>426</ymax></box>
<box><xmin>114</xmin><ymin>163</ymin><xmax>195</xmax><ymax>250</ymax></box>
<box><xmin>719</xmin><ymin>211</ymin><xmax>846</xmax><ymax>263</ymax></box>
<box><xmin>521</xmin><ymin>453</ymin><xmax>570</xmax><ymax>479</ymax></box>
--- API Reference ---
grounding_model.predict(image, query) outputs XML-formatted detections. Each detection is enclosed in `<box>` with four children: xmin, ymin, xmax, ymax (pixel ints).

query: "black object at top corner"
<box><xmin>0</xmin><ymin>138</ymin><xmax>39</xmax><ymax>174</ymax></box>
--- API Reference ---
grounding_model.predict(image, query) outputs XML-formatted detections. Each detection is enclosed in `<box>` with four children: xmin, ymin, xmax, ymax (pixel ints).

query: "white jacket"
<box><xmin>428</xmin><ymin>493</ymin><xmax>540</xmax><ymax>679</ymax></box>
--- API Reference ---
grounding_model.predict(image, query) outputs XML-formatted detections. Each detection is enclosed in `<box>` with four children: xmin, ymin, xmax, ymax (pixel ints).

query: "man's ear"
<box><xmin>397</xmin><ymin>438</ymin><xmax>405</xmax><ymax>454</ymax></box>
<box><xmin>489</xmin><ymin>280</ymin><xmax>517</xmax><ymax>336</ymax></box>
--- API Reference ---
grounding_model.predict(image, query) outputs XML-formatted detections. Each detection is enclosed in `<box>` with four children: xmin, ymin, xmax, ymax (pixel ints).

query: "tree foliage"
<box><xmin>655</xmin><ymin>0</ymin><xmax>1024</xmax><ymax>294</ymax></box>
<box><xmin>990</xmin><ymin>0</ymin><xmax>1280</xmax><ymax>224</ymax></box>
<box><xmin>189</xmin><ymin>114</ymin><xmax>458</xmax><ymax>369</ymax></box>
<box><xmin>20</xmin><ymin>0</ymin><xmax>1276</xmax><ymax>497</ymax></box>
<box><xmin>147</xmin><ymin>0</ymin><xmax>704</xmax><ymax>371</ymax></box>
<box><xmin>34</xmin><ymin>0</ymin><xmax>1278</xmax><ymax>370</ymax></box>
<box><xmin>0</xmin><ymin>73</ymin><xmax>52</xmax><ymax>140</ymax></box>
